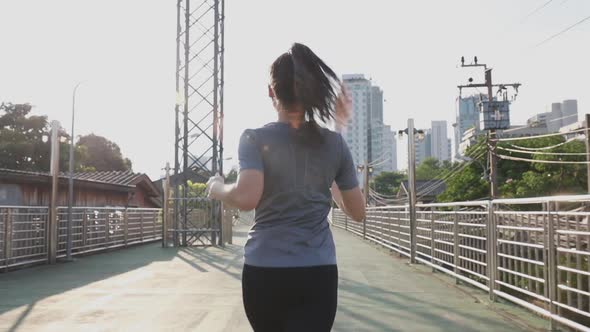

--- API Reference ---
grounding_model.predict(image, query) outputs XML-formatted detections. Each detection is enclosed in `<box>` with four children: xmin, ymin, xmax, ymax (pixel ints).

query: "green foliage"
<box><xmin>370</xmin><ymin>171</ymin><xmax>406</xmax><ymax>196</ymax></box>
<box><xmin>0</xmin><ymin>102</ymin><xmax>132</xmax><ymax>173</ymax></box>
<box><xmin>439</xmin><ymin>135</ymin><xmax>588</xmax><ymax>202</ymax></box>
<box><xmin>77</xmin><ymin>134</ymin><xmax>133</xmax><ymax>172</ymax></box>
<box><xmin>225</xmin><ymin>168</ymin><xmax>238</xmax><ymax>184</ymax></box>
<box><xmin>497</xmin><ymin>136</ymin><xmax>587</xmax><ymax>198</ymax></box>
<box><xmin>416</xmin><ymin>158</ymin><xmax>454</xmax><ymax>180</ymax></box>
<box><xmin>0</xmin><ymin>103</ymin><xmax>50</xmax><ymax>171</ymax></box>
<box><xmin>186</xmin><ymin>181</ymin><xmax>207</xmax><ymax>198</ymax></box>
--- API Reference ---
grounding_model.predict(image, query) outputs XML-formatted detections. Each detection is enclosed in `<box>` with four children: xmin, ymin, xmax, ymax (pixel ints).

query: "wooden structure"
<box><xmin>0</xmin><ymin>169</ymin><xmax>161</xmax><ymax>208</ymax></box>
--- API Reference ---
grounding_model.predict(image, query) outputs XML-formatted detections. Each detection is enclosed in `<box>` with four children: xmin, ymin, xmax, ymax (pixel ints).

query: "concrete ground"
<box><xmin>0</xmin><ymin>222</ymin><xmax>550</xmax><ymax>332</ymax></box>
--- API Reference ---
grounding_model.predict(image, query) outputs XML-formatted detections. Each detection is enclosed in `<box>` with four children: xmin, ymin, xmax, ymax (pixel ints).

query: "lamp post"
<box><xmin>67</xmin><ymin>81</ymin><xmax>84</xmax><ymax>260</ymax></box>
<box><xmin>398</xmin><ymin>119</ymin><xmax>425</xmax><ymax>264</ymax></box>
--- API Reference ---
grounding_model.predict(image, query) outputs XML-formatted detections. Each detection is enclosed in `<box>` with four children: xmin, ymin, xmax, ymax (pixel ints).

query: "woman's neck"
<box><xmin>277</xmin><ymin>107</ymin><xmax>305</xmax><ymax>128</ymax></box>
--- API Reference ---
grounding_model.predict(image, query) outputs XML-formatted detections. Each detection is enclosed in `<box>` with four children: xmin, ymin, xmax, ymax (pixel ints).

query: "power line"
<box><xmin>500</xmin><ymin>113</ymin><xmax>579</xmax><ymax>134</ymax></box>
<box><xmin>415</xmin><ymin>148</ymin><xmax>488</xmax><ymax>200</ymax></box>
<box><xmin>523</xmin><ymin>0</ymin><xmax>556</xmax><ymax>22</ymax></box>
<box><xmin>536</xmin><ymin>14</ymin><xmax>590</xmax><ymax>47</ymax></box>
<box><xmin>508</xmin><ymin>136</ymin><xmax>581</xmax><ymax>151</ymax></box>
<box><xmin>493</xmin><ymin>128</ymin><xmax>586</xmax><ymax>142</ymax></box>
<box><xmin>495</xmin><ymin>153</ymin><xmax>590</xmax><ymax>164</ymax></box>
<box><xmin>497</xmin><ymin>145</ymin><xmax>589</xmax><ymax>156</ymax></box>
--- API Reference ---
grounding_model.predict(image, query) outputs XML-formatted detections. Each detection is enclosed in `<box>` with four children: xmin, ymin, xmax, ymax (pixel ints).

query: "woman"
<box><xmin>206</xmin><ymin>42</ymin><xmax>366</xmax><ymax>332</ymax></box>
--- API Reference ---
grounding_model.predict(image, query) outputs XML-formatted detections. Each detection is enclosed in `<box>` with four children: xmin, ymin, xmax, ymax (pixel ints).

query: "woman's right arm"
<box><xmin>331</xmin><ymin>182</ymin><xmax>365</xmax><ymax>222</ymax></box>
<box><xmin>333</xmin><ymin>133</ymin><xmax>366</xmax><ymax>222</ymax></box>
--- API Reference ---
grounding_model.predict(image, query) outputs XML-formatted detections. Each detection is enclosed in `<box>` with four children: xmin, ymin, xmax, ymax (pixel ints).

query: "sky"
<box><xmin>1</xmin><ymin>0</ymin><xmax>589</xmax><ymax>179</ymax></box>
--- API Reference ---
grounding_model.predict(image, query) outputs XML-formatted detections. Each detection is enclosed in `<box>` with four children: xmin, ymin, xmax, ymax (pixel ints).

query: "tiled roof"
<box><xmin>71</xmin><ymin>171</ymin><xmax>143</xmax><ymax>186</ymax></box>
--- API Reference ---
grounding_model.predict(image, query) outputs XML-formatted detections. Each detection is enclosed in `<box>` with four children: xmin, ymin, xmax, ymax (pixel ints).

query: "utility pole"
<box><xmin>458</xmin><ymin>57</ymin><xmax>521</xmax><ymax>199</ymax></box>
<box><xmin>49</xmin><ymin>121</ymin><xmax>60</xmax><ymax>264</ymax></box>
<box><xmin>398</xmin><ymin>119</ymin><xmax>422</xmax><ymax>264</ymax></box>
<box><xmin>407</xmin><ymin>119</ymin><xmax>417</xmax><ymax>264</ymax></box>
<box><xmin>586</xmin><ymin>114</ymin><xmax>590</xmax><ymax>193</ymax></box>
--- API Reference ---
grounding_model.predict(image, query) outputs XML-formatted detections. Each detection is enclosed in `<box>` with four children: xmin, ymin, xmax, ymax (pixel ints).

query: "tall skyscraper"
<box><xmin>453</xmin><ymin>96</ymin><xmax>480</xmax><ymax>160</ymax></box>
<box><xmin>342</xmin><ymin>74</ymin><xmax>395</xmax><ymax>179</ymax></box>
<box><xmin>342</xmin><ymin>74</ymin><xmax>371</xmax><ymax>168</ymax></box>
<box><xmin>431</xmin><ymin>120</ymin><xmax>450</xmax><ymax>161</ymax></box>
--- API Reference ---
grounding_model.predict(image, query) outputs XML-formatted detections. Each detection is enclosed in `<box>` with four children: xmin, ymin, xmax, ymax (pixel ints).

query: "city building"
<box><xmin>453</xmin><ymin>96</ymin><xmax>480</xmax><ymax>160</ymax></box>
<box><xmin>431</xmin><ymin>120</ymin><xmax>450</xmax><ymax>161</ymax></box>
<box><xmin>342</xmin><ymin>74</ymin><xmax>396</xmax><ymax>183</ymax></box>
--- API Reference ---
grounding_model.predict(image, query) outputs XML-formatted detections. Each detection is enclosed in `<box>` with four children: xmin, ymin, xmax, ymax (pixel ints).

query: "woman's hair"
<box><xmin>270</xmin><ymin>43</ymin><xmax>341</xmax><ymax>145</ymax></box>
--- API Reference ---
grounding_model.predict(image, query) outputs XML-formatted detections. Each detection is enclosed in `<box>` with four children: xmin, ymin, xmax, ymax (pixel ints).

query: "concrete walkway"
<box><xmin>0</xmin><ymin>222</ymin><xmax>548</xmax><ymax>332</ymax></box>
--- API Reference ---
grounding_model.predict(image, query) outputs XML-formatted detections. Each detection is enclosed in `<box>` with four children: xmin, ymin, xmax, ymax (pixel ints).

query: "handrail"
<box><xmin>332</xmin><ymin>193</ymin><xmax>590</xmax><ymax>332</ymax></box>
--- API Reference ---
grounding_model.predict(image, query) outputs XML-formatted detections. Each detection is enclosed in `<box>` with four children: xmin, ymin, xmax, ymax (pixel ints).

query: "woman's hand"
<box><xmin>334</xmin><ymin>85</ymin><xmax>352</xmax><ymax>132</ymax></box>
<box><xmin>206</xmin><ymin>174</ymin><xmax>225</xmax><ymax>200</ymax></box>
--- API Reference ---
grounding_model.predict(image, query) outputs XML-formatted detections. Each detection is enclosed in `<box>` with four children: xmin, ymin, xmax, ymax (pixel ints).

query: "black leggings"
<box><xmin>242</xmin><ymin>264</ymin><xmax>338</xmax><ymax>332</ymax></box>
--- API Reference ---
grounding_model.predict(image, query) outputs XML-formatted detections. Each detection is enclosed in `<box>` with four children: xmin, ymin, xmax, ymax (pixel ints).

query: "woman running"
<box><xmin>206</xmin><ymin>42</ymin><xmax>366</xmax><ymax>332</ymax></box>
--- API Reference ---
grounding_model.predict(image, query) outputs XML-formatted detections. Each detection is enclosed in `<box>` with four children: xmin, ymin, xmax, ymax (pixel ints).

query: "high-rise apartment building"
<box><xmin>453</xmin><ymin>96</ymin><xmax>480</xmax><ymax>160</ymax></box>
<box><xmin>431</xmin><ymin>120</ymin><xmax>450</xmax><ymax>162</ymax></box>
<box><xmin>342</xmin><ymin>74</ymin><xmax>396</xmax><ymax>179</ymax></box>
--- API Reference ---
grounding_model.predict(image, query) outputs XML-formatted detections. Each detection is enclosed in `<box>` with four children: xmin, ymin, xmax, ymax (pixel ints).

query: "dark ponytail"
<box><xmin>270</xmin><ymin>43</ymin><xmax>341</xmax><ymax>145</ymax></box>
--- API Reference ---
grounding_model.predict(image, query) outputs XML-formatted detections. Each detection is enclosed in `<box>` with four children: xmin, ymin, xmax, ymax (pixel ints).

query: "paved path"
<box><xmin>0</xmin><ymin>222</ymin><xmax>548</xmax><ymax>332</ymax></box>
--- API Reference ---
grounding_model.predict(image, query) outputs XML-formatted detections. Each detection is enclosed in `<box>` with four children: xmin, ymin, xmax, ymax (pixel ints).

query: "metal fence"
<box><xmin>1</xmin><ymin>206</ymin><xmax>162</xmax><ymax>271</ymax></box>
<box><xmin>331</xmin><ymin>195</ymin><xmax>590</xmax><ymax>332</ymax></box>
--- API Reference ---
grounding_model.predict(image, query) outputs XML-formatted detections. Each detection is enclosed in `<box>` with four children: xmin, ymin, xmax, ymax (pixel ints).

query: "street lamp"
<box><xmin>67</xmin><ymin>81</ymin><xmax>84</xmax><ymax>261</ymax></box>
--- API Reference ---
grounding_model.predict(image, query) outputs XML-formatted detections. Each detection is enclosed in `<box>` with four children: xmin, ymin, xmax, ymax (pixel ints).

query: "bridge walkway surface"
<box><xmin>0</xmin><ymin>221</ymin><xmax>549</xmax><ymax>332</ymax></box>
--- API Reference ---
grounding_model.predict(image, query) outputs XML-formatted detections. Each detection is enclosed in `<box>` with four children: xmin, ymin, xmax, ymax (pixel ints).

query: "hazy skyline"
<box><xmin>1</xmin><ymin>0</ymin><xmax>589</xmax><ymax>178</ymax></box>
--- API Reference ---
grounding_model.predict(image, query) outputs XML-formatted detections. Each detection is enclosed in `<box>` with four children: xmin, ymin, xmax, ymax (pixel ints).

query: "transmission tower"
<box><xmin>173</xmin><ymin>0</ymin><xmax>225</xmax><ymax>246</ymax></box>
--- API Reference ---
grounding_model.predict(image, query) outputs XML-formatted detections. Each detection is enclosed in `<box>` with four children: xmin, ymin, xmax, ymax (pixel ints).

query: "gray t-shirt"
<box><xmin>239</xmin><ymin>122</ymin><xmax>358</xmax><ymax>267</ymax></box>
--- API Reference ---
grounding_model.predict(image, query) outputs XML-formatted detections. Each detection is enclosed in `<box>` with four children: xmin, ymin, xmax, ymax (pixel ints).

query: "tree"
<box><xmin>370</xmin><ymin>171</ymin><xmax>406</xmax><ymax>196</ymax></box>
<box><xmin>77</xmin><ymin>134</ymin><xmax>133</xmax><ymax>171</ymax></box>
<box><xmin>415</xmin><ymin>158</ymin><xmax>454</xmax><ymax>180</ymax></box>
<box><xmin>437</xmin><ymin>142</ymin><xmax>489</xmax><ymax>202</ymax></box>
<box><xmin>225</xmin><ymin>168</ymin><xmax>238</xmax><ymax>183</ymax></box>
<box><xmin>0</xmin><ymin>103</ymin><xmax>50</xmax><ymax>171</ymax></box>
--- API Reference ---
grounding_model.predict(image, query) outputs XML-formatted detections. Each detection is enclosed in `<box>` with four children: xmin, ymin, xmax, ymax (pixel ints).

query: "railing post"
<box><xmin>124</xmin><ymin>209</ymin><xmax>129</xmax><ymax>246</ymax></box>
<box><xmin>82</xmin><ymin>209</ymin><xmax>87</xmax><ymax>249</ymax></box>
<box><xmin>153</xmin><ymin>211</ymin><xmax>157</xmax><ymax>240</ymax></box>
<box><xmin>453</xmin><ymin>207</ymin><xmax>460</xmax><ymax>284</ymax></box>
<box><xmin>546</xmin><ymin>201</ymin><xmax>558</xmax><ymax>331</ymax></box>
<box><xmin>105</xmin><ymin>210</ymin><xmax>110</xmax><ymax>247</ymax></box>
<box><xmin>5</xmin><ymin>209</ymin><xmax>12</xmax><ymax>268</ymax></box>
<box><xmin>398</xmin><ymin>210</ymin><xmax>403</xmax><ymax>257</ymax></box>
<box><xmin>487</xmin><ymin>201</ymin><xmax>497</xmax><ymax>301</ymax></box>
<box><xmin>140</xmin><ymin>211</ymin><xmax>144</xmax><ymax>242</ymax></box>
<box><xmin>430</xmin><ymin>207</ymin><xmax>436</xmax><ymax>272</ymax></box>
<box><xmin>344</xmin><ymin>212</ymin><xmax>348</xmax><ymax>231</ymax></box>
<box><xmin>362</xmin><ymin>215</ymin><xmax>367</xmax><ymax>239</ymax></box>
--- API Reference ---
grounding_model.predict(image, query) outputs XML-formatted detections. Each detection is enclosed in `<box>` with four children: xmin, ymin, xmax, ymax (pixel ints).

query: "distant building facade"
<box><xmin>342</xmin><ymin>74</ymin><xmax>396</xmax><ymax>180</ymax></box>
<box><xmin>453</xmin><ymin>96</ymin><xmax>480</xmax><ymax>160</ymax></box>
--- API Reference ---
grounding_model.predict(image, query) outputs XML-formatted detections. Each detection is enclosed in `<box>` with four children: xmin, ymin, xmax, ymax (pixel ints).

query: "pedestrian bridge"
<box><xmin>1</xmin><ymin>222</ymin><xmax>547</xmax><ymax>331</ymax></box>
<box><xmin>1</xmin><ymin>194</ymin><xmax>590</xmax><ymax>331</ymax></box>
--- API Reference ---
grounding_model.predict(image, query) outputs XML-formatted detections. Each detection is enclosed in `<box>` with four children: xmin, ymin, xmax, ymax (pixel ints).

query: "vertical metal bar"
<box><xmin>124</xmin><ymin>209</ymin><xmax>129</xmax><ymax>246</ymax></box>
<box><xmin>487</xmin><ymin>201</ymin><xmax>497</xmax><ymax>301</ymax></box>
<box><xmin>430</xmin><ymin>207</ymin><xmax>436</xmax><ymax>272</ymax></box>
<box><xmin>546</xmin><ymin>201</ymin><xmax>558</xmax><ymax>330</ymax></box>
<box><xmin>5</xmin><ymin>209</ymin><xmax>12</xmax><ymax>268</ymax></box>
<box><xmin>454</xmin><ymin>207</ymin><xmax>460</xmax><ymax>284</ymax></box>
<box><xmin>162</xmin><ymin>172</ymin><xmax>169</xmax><ymax>247</ymax></box>
<box><xmin>173</xmin><ymin>0</ymin><xmax>182</xmax><ymax>249</ymax></box>
<box><xmin>105</xmin><ymin>211</ymin><xmax>110</xmax><ymax>247</ymax></box>
<box><xmin>49</xmin><ymin>120</ymin><xmax>60</xmax><ymax>264</ymax></box>
<box><xmin>82</xmin><ymin>209</ymin><xmax>87</xmax><ymax>250</ymax></box>
<box><xmin>153</xmin><ymin>211</ymin><xmax>157</xmax><ymax>240</ymax></box>
<box><xmin>362</xmin><ymin>215</ymin><xmax>367</xmax><ymax>239</ymax></box>
<box><xmin>408</xmin><ymin>119</ymin><xmax>417</xmax><ymax>264</ymax></box>
<box><xmin>140</xmin><ymin>211</ymin><xmax>144</xmax><ymax>242</ymax></box>
<box><xmin>181</xmin><ymin>0</ymin><xmax>190</xmax><ymax>247</ymax></box>
<box><xmin>344</xmin><ymin>213</ymin><xmax>348</xmax><ymax>231</ymax></box>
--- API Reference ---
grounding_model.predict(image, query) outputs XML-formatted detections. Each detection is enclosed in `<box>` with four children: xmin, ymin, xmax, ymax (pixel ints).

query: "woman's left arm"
<box><xmin>207</xmin><ymin>170</ymin><xmax>263</xmax><ymax>211</ymax></box>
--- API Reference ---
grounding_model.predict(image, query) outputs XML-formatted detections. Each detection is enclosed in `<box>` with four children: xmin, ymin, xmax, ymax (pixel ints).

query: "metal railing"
<box><xmin>332</xmin><ymin>195</ymin><xmax>590</xmax><ymax>332</ymax></box>
<box><xmin>1</xmin><ymin>206</ymin><xmax>162</xmax><ymax>271</ymax></box>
